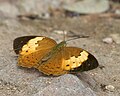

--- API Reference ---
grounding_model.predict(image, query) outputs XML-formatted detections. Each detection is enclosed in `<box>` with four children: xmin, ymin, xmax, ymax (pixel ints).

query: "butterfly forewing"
<box><xmin>14</xmin><ymin>36</ymin><xmax>57</xmax><ymax>68</ymax></box>
<box><xmin>13</xmin><ymin>36</ymin><xmax>38</xmax><ymax>54</ymax></box>
<box><xmin>63</xmin><ymin>47</ymin><xmax>99</xmax><ymax>73</ymax></box>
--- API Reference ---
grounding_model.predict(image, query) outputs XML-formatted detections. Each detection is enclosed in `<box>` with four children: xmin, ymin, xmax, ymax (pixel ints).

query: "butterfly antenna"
<box><xmin>66</xmin><ymin>35</ymin><xmax>89</xmax><ymax>42</ymax></box>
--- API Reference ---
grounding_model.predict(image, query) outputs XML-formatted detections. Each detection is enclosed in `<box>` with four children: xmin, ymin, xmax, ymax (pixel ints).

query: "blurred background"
<box><xmin>0</xmin><ymin>0</ymin><xmax>120</xmax><ymax>20</ymax></box>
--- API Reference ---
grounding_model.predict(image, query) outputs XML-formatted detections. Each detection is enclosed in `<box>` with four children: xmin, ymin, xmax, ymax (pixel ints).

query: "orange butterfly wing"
<box><xmin>37</xmin><ymin>47</ymin><xmax>98</xmax><ymax>76</ymax></box>
<box><xmin>14</xmin><ymin>36</ymin><xmax>57</xmax><ymax>68</ymax></box>
<box><xmin>14</xmin><ymin>36</ymin><xmax>99</xmax><ymax>76</ymax></box>
<box><xmin>36</xmin><ymin>49</ymin><xmax>66</xmax><ymax>76</ymax></box>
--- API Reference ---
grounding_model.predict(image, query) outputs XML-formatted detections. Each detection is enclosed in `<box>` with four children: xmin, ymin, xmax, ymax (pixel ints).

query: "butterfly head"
<box><xmin>59</xmin><ymin>41</ymin><xmax>67</xmax><ymax>47</ymax></box>
<box><xmin>54</xmin><ymin>41</ymin><xmax>67</xmax><ymax>51</ymax></box>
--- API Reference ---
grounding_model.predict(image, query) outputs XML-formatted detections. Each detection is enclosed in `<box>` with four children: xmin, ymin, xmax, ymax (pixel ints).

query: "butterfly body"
<box><xmin>40</xmin><ymin>41</ymin><xmax>66</xmax><ymax>63</ymax></box>
<box><xmin>13</xmin><ymin>36</ymin><xmax>99</xmax><ymax>76</ymax></box>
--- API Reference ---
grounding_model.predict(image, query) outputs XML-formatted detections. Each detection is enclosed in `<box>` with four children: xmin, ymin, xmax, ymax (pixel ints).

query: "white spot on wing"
<box><xmin>63</xmin><ymin>51</ymin><xmax>89</xmax><ymax>70</ymax></box>
<box><xmin>20</xmin><ymin>37</ymin><xmax>45</xmax><ymax>55</ymax></box>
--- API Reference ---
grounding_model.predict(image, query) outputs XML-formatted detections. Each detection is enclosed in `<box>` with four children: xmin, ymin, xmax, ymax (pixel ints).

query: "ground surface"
<box><xmin>0</xmin><ymin>0</ymin><xmax>120</xmax><ymax>96</ymax></box>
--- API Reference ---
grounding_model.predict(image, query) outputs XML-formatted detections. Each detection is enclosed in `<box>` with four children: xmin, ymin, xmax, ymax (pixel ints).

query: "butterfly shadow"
<box><xmin>72</xmin><ymin>72</ymin><xmax>99</xmax><ymax>91</ymax></box>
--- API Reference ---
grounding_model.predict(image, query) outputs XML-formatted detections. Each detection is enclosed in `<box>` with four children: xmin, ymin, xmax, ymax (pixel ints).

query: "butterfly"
<box><xmin>13</xmin><ymin>36</ymin><xmax>99</xmax><ymax>76</ymax></box>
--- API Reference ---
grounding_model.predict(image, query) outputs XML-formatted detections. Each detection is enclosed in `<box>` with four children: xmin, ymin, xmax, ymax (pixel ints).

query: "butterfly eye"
<box><xmin>73</xmin><ymin>62</ymin><xmax>75</xmax><ymax>63</ymax></box>
<box><xmin>26</xmin><ymin>50</ymin><xmax>28</xmax><ymax>52</ymax></box>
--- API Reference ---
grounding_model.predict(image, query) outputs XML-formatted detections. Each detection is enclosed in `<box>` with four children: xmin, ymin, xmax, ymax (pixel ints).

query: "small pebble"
<box><xmin>105</xmin><ymin>85</ymin><xmax>115</xmax><ymax>92</ymax></box>
<box><xmin>7</xmin><ymin>87</ymin><xmax>10</xmax><ymax>90</ymax></box>
<box><xmin>115</xmin><ymin>9</ymin><xmax>120</xmax><ymax>15</ymax></box>
<box><xmin>39</xmin><ymin>13</ymin><xmax>50</xmax><ymax>19</ymax></box>
<box><xmin>12</xmin><ymin>87</ymin><xmax>17</xmax><ymax>90</ymax></box>
<box><xmin>110</xmin><ymin>34</ymin><xmax>120</xmax><ymax>44</ymax></box>
<box><xmin>102</xmin><ymin>37</ymin><xmax>113</xmax><ymax>44</ymax></box>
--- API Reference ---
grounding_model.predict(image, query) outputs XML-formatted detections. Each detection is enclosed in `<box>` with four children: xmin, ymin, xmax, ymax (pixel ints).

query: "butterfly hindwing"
<box><xmin>18</xmin><ymin>49</ymin><xmax>53</xmax><ymax>68</ymax></box>
<box><xmin>36</xmin><ymin>49</ymin><xmax>67</xmax><ymax>76</ymax></box>
<box><xmin>36</xmin><ymin>47</ymin><xmax>98</xmax><ymax>76</ymax></box>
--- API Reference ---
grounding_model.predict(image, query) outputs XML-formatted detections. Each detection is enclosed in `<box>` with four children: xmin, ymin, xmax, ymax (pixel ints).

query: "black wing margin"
<box><xmin>70</xmin><ymin>53</ymin><xmax>99</xmax><ymax>72</ymax></box>
<box><xmin>13</xmin><ymin>36</ymin><xmax>38</xmax><ymax>54</ymax></box>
